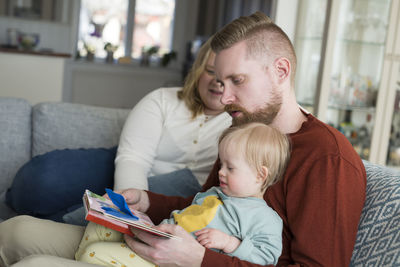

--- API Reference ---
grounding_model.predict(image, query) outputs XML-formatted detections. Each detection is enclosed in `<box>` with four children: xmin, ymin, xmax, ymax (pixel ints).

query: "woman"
<box><xmin>114</xmin><ymin>38</ymin><xmax>231</xmax><ymax>194</ymax></box>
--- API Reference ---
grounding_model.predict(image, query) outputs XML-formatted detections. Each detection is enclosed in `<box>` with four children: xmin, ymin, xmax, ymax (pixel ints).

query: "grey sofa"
<box><xmin>0</xmin><ymin>97</ymin><xmax>399</xmax><ymax>265</ymax></box>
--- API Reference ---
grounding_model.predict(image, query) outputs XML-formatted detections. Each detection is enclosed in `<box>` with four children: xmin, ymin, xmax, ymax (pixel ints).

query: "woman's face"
<box><xmin>198</xmin><ymin>52</ymin><xmax>225</xmax><ymax>115</ymax></box>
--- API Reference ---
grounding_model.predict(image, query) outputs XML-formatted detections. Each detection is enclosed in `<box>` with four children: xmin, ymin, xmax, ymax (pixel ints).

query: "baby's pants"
<box><xmin>76</xmin><ymin>222</ymin><xmax>156</xmax><ymax>267</ymax></box>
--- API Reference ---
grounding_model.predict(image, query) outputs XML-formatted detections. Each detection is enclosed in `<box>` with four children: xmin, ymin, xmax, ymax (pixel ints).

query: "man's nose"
<box><xmin>220</xmin><ymin>86</ymin><xmax>234</xmax><ymax>105</ymax></box>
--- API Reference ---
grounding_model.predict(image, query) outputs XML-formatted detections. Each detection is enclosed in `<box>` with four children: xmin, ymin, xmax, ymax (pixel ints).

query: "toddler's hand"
<box><xmin>195</xmin><ymin>228</ymin><xmax>240</xmax><ymax>253</ymax></box>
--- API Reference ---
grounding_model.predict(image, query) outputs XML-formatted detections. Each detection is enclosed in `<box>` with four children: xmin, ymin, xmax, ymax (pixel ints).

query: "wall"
<box><xmin>274</xmin><ymin>0</ymin><xmax>299</xmax><ymax>42</ymax></box>
<box><xmin>0</xmin><ymin>52</ymin><xmax>65</xmax><ymax>105</ymax></box>
<box><xmin>64</xmin><ymin>60</ymin><xmax>182</xmax><ymax>109</ymax></box>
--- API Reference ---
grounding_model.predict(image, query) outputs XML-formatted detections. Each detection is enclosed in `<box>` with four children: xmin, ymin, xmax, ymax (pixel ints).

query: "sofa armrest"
<box><xmin>0</xmin><ymin>98</ymin><xmax>31</xmax><ymax>196</ymax></box>
<box><xmin>350</xmin><ymin>161</ymin><xmax>400</xmax><ymax>266</ymax></box>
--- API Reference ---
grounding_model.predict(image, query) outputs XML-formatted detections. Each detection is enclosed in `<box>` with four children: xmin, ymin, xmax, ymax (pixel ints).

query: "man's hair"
<box><xmin>178</xmin><ymin>37</ymin><xmax>213</xmax><ymax>118</ymax></box>
<box><xmin>219</xmin><ymin>123</ymin><xmax>291</xmax><ymax>191</ymax></box>
<box><xmin>211</xmin><ymin>11</ymin><xmax>297</xmax><ymax>84</ymax></box>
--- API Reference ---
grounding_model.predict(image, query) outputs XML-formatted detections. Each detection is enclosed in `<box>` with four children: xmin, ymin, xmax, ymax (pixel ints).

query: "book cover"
<box><xmin>83</xmin><ymin>189</ymin><xmax>177</xmax><ymax>239</ymax></box>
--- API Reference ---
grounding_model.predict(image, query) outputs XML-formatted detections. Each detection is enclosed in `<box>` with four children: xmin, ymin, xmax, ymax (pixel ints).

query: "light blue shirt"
<box><xmin>163</xmin><ymin>186</ymin><xmax>283</xmax><ymax>265</ymax></box>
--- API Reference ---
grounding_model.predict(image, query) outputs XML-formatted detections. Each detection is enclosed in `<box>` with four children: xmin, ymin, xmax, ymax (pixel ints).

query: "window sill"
<box><xmin>71</xmin><ymin>57</ymin><xmax>180</xmax><ymax>73</ymax></box>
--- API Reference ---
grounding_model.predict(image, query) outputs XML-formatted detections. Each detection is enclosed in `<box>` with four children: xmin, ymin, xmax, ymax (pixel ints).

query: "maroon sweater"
<box><xmin>147</xmin><ymin>113</ymin><xmax>366</xmax><ymax>266</ymax></box>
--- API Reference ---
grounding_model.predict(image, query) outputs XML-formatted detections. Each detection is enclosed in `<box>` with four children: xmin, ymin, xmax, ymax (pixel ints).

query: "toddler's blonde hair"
<box><xmin>219</xmin><ymin>123</ymin><xmax>290</xmax><ymax>191</ymax></box>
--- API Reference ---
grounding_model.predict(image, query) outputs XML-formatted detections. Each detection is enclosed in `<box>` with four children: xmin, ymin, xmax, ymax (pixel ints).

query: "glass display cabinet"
<box><xmin>377</xmin><ymin>7</ymin><xmax>400</xmax><ymax>169</ymax></box>
<box><xmin>293</xmin><ymin>0</ymin><xmax>400</xmax><ymax>167</ymax></box>
<box><xmin>293</xmin><ymin>0</ymin><xmax>328</xmax><ymax>114</ymax></box>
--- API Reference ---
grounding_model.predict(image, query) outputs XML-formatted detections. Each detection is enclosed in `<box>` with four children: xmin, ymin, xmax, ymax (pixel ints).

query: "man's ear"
<box><xmin>258</xmin><ymin>166</ymin><xmax>269</xmax><ymax>183</ymax></box>
<box><xmin>274</xmin><ymin>57</ymin><xmax>291</xmax><ymax>84</ymax></box>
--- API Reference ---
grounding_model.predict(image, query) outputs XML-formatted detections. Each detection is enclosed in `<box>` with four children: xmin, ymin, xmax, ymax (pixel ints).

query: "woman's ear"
<box><xmin>258</xmin><ymin>166</ymin><xmax>269</xmax><ymax>183</ymax></box>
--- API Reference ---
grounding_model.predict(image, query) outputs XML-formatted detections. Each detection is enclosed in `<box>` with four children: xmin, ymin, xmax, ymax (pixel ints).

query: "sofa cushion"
<box><xmin>5</xmin><ymin>147</ymin><xmax>117</xmax><ymax>222</ymax></box>
<box><xmin>32</xmin><ymin>102</ymin><xmax>129</xmax><ymax>156</ymax></box>
<box><xmin>0</xmin><ymin>98</ymin><xmax>31</xmax><ymax>196</ymax></box>
<box><xmin>350</xmin><ymin>161</ymin><xmax>400</xmax><ymax>266</ymax></box>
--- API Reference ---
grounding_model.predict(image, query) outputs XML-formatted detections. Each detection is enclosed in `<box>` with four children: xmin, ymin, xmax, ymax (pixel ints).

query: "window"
<box><xmin>77</xmin><ymin>0</ymin><xmax>175</xmax><ymax>61</ymax></box>
<box><xmin>132</xmin><ymin>0</ymin><xmax>175</xmax><ymax>58</ymax></box>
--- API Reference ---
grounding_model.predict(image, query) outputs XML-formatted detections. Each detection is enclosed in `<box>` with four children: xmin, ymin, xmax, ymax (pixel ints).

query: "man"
<box><xmin>0</xmin><ymin>12</ymin><xmax>365</xmax><ymax>267</ymax></box>
<box><xmin>122</xmin><ymin>11</ymin><xmax>366</xmax><ymax>266</ymax></box>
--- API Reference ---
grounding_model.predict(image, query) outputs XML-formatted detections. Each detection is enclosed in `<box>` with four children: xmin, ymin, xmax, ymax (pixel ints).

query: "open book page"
<box><xmin>83</xmin><ymin>189</ymin><xmax>177</xmax><ymax>239</ymax></box>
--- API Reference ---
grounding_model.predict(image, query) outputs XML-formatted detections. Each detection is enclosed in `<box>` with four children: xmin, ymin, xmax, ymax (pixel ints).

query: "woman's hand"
<box><xmin>105</xmin><ymin>188</ymin><xmax>150</xmax><ymax>213</ymax></box>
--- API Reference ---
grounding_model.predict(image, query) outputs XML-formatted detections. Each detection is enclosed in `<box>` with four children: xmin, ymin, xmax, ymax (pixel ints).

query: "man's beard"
<box><xmin>225</xmin><ymin>102</ymin><xmax>282</xmax><ymax>126</ymax></box>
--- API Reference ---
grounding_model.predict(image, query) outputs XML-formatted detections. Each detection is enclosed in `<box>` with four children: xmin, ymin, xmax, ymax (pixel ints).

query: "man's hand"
<box><xmin>106</xmin><ymin>188</ymin><xmax>150</xmax><ymax>213</ymax></box>
<box><xmin>124</xmin><ymin>224</ymin><xmax>206</xmax><ymax>267</ymax></box>
<box><xmin>195</xmin><ymin>228</ymin><xmax>240</xmax><ymax>253</ymax></box>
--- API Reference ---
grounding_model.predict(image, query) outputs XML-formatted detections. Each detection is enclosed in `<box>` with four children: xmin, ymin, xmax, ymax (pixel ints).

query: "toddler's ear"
<box><xmin>258</xmin><ymin>166</ymin><xmax>268</xmax><ymax>183</ymax></box>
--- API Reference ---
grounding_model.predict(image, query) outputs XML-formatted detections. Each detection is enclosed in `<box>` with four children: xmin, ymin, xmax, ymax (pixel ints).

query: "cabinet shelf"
<box><xmin>338</xmin><ymin>38</ymin><xmax>386</xmax><ymax>47</ymax></box>
<box><xmin>296</xmin><ymin>36</ymin><xmax>323</xmax><ymax>41</ymax></box>
<box><xmin>327</xmin><ymin>104</ymin><xmax>376</xmax><ymax>112</ymax></box>
<box><xmin>298</xmin><ymin>101</ymin><xmax>314</xmax><ymax>107</ymax></box>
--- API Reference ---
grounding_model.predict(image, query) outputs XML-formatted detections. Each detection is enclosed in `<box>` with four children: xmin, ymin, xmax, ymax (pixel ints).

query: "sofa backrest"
<box><xmin>0</xmin><ymin>99</ymin><xmax>130</xmax><ymax>197</ymax></box>
<box><xmin>0</xmin><ymin>98</ymin><xmax>31</xmax><ymax>195</ymax></box>
<box><xmin>32</xmin><ymin>102</ymin><xmax>130</xmax><ymax>156</ymax></box>
<box><xmin>350</xmin><ymin>161</ymin><xmax>400</xmax><ymax>266</ymax></box>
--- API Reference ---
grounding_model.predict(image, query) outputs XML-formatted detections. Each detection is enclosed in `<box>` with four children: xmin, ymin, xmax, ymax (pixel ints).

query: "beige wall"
<box><xmin>0</xmin><ymin>52</ymin><xmax>65</xmax><ymax>105</ymax></box>
<box><xmin>64</xmin><ymin>60</ymin><xmax>182</xmax><ymax>109</ymax></box>
<box><xmin>274</xmin><ymin>0</ymin><xmax>299</xmax><ymax>42</ymax></box>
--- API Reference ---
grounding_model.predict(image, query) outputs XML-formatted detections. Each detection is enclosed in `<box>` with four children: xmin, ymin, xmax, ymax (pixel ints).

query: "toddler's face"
<box><xmin>218</xmin><ymin>139</ymin><xmax>264</xmax><ymax>199</ymax></box>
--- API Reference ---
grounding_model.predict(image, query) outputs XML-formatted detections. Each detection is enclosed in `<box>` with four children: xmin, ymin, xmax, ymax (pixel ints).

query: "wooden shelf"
<box><xmin>0</xmin><ymin>47</ymin><xmax>71</xmax><ymax>58</ymax></box>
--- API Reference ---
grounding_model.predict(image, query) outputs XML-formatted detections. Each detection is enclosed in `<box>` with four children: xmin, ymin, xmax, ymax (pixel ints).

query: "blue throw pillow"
<box><xmin>6</xmin><ymin>147</ymin><xmax>117</xmax><ymax>221</ymax></box>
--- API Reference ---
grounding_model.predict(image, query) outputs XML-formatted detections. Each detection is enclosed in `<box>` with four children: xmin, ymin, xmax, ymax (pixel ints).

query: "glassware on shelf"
<box><xmin>329</xmin><ymin>69</ymin><xmax>378</xmax><ymax>108</ymax></box>
<box><xmin>333</xmin><ymin>110</ymin><xmax>373</xmax><ymax>160</ymax></box>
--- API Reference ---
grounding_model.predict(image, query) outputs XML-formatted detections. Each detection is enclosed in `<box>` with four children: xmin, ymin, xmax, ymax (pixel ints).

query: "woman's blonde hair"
<box><xmin>219</xmin><ymin>123</ymin><xmax>291</xmax><ymax>191</ymax></box>
<box><xmin>177</xmin><ymin>37</ymin><xmax>213</xmax><ymax>118</ymax></box>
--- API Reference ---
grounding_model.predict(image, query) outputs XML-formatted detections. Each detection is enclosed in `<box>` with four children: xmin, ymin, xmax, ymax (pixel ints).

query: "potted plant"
<box><xmin>84</xmin><ymin>43</ymin><xmax>96</xmax><ymax>61</ymax></box>
<box><xmin>140</xmin><ymin>45</ymin><xmax>160</xmax><ymax>66</ymax></box>
<box><xmin>161</xmin><ymin>51</ymin><xmax>177</xmax><ymax>67</ymax></box>
<box><xmin>104</xmin><ymin>42</ymin><xmax>118</xmax><ymax>63</ymax></box>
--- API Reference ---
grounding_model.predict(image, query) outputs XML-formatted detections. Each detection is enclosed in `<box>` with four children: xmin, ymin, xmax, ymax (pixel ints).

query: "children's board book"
<box><xmin>83</xmin><ymin>189</ymin><xmax>177</xmax><ymax>239</ymax></box>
